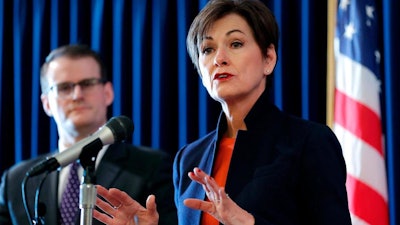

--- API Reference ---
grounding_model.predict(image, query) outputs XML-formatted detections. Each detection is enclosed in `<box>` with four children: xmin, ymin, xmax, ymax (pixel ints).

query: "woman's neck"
<box><xmin>220</xmin><ymin>89</ymin><xmax>264</xmax><ymax>138</ymax></box>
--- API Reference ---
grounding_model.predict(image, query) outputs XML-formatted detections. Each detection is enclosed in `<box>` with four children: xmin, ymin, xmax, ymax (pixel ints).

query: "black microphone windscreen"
<box><xmin>107</xmin><ymin>115</ymin><xmax>134</xmax><ymax>142</ymax></box>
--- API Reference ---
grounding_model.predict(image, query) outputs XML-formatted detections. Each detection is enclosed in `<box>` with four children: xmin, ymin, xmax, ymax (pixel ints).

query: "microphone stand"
<box><xmin>78</xmin><ymin>139</ymin><xmax>103</xmax><ymax>225</ymax></box>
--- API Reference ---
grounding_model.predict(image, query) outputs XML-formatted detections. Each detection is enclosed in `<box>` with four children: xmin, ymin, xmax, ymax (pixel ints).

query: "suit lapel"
<box><xmin>27</xmin><ymin>170</ymin><xmax>59</xmax><ymax>225</ymax></box>
<box><xmin>95</xmin><ymin>144</ymin><xmax>126</xmax><ymax>188</ymax></box>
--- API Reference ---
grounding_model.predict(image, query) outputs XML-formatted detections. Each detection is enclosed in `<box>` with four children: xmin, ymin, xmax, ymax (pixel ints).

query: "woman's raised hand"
<box><xmin>183</xmin><ymin>167</ymin><xmax>255</xmax><ymax>225</ymax></box>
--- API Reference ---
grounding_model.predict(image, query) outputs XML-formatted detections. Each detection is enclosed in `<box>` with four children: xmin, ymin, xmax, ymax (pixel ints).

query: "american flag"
<box><xmin>333</xmin><ymin>0</ymin><xmax>389</xmax><ymax>224</ymax></box>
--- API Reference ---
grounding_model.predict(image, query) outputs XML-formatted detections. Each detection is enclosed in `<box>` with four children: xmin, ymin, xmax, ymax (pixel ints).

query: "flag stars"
<box><xmin>366</xmin><ymin>5</ymin><xmax>375</xmax><ymax>19</ymax></box>
<box><xmin>375</xmin><ymin>50</ymin><xmax>381</xmax><ymax>64</ymax></box>
<box><xmin>339</xmin><ymin>0</ymin><xmax>351</xmax><ymax>11</ymax></box>
<box><xmin>344</xmin><ymin>22</ymin><xmax>356</xmax><ymax>40</ymax></box>
<box><xmin>366</xmin><ymin>5</ymin><xmax>375</xmax><ymax>26</ymax></box>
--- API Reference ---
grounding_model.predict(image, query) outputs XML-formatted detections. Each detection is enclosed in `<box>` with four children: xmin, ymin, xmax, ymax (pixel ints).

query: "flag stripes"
<box><xmin>347</xmin><ymin>174</ymin><xmax>389</xmax><ymax>225</ymax></box>
<box><xmin>334</xmin><ymin>54</ymin><xmax>381</xmax><ymax>117</ymax></box>
<box><xmin>333</xmin><ymin>0</ymin><xmax>389</xmax><ymax>224</ymax></box>
<box><xmin>334</xmin><ymin>56</ymin><xmax>388</xmax><ymax>223</ymax></box>
<box><xmin>334</xmin><ymin>124</ymin><xmax>387</xmax><ymax>202</ymax></box>
<box><xmin>334</xmin><ymin>89</ymin><xmax>383</xmax><ymax>155</ymax></box>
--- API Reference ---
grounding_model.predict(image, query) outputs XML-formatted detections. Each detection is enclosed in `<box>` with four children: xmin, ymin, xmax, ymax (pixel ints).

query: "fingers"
<box><xmin>186</xmin><ymin>167</ymin><xmax>231</xmax><ymax>204</ymax></box>
<box><xmin>95</xmin><ymin>185</ymin><xmax>145</xmax><ymax>216</ymax></box>
<box><xmin>207</xmin><ymin>188</ymin><xmax>230</xmax><ymax>206</ymax></box>
<box><xmin>96</xmin><ymin>195</ymin><xmax>117</xmax><ymax>215</ymax></box>
<box><xmin>108</xmin><ymin>187</ymin><xmax>145</xmax><ymax>210</ymax></box>
<box><xmin>145</xmin><ymin>195</ymin><xmax>158</xmax><ymax>215</ymax></box>
<box><xmin>188</xmin><ymin>168</ymin><xmax>224</xmax><ymax>201</ymax></box>
<box><xmin>188</xmin><ymin>168</ymin><xmax>212</xmax><ymax>194</ymax></box>
<box><xmin>194</xmin><ymin>169</ymin><xmax>224</xmax><ymax>202</ymax></box>
<box><xmin>93</xmin><ymin>209</ymin><xmax>114</xmax><ymax>224</ymax></box>
<box><xmin>183</xmin><ymin>198</ymin><xmax>215</xmax><ymax>213</ymax></box>
<box><xmin>185</xmin><ymin>167</ymin><xmax>255</xmax><ymax>225</ymax></box>
<box><xmin>139</xmin><ymin>195</ymin><xmax>160</xmax><ymax>224</ymax></box>
<box><xmin>188</xmin><ymin>167</ymin><xmax>213</xmax><ymax>187</ymax></box>
<box><xmin>96</xmin><ymin>185</ymin><xmax>122</xmax><ymax>209</ymax></box>
<box><xmin>204</xmin><ymin>176</ymin><xmax>220</xmax><ymax>199</ymax></box>
<box><xmin>96</xmin><ymin>185</ymin><xmax>109</xmax><ymax>197</ymax></box>
<box><xmin>187</xmin><ymin>168</ymin><xmax>206</xmax><ymax>184</ymax></box>
<box><xmin>94</xmin><ymin>186</ymin><xmax>160</xmax><ymax>225</ymax></box>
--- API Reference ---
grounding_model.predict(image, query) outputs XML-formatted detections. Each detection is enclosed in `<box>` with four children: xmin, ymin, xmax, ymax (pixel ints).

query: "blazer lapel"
<box><xmin>224</xmin><ymin>94</ymin><xmax>286</xmax><ymax>200</ymax></box>
<box><xmin>226</xmin><ymin>131</ymin><xmax>263</xmax><ymax>198</ymax></box>
<box><xmin>95</xmin><ymin>144</ymin><xmax>126</xmax><ymax>188</ymax></box>
<box><xmin>29</xmin><ymin>170</ymin><xmax>59</xmax><ymax>225</ymax></box>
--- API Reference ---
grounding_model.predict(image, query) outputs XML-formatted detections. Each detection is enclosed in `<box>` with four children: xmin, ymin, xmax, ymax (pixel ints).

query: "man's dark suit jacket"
<box><xmin>0</xmin><ymin>143</ymin><xmax>177</xmax><ymax>225</ymax></box>
<box><xmin>173</xmin><ymin>91</ymin><xmax>352</xmax><ymax>225</ymax></box>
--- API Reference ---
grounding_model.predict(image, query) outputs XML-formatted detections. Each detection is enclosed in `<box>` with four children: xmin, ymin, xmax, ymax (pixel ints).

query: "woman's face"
<box><xmin>198</xmin><ymin>13</ymin><xmax>275</xmax><ymax>105</ymax></box>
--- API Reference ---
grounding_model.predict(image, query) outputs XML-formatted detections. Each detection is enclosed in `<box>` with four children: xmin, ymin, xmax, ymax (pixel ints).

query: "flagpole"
<box><xmin>326</xmin><ymin>0</ymin><xmax>337</xmax><ymax>128</ymax></box>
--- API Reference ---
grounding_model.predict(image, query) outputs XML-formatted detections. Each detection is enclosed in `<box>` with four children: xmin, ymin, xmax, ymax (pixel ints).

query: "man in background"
<box><xmin>0</xmin><ymin>44</ymin><xmax>177</xmax><ymax>225</ymax></box>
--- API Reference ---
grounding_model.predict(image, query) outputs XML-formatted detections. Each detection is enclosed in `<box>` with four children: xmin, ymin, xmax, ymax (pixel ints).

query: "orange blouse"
<box><xmin>201</xmin><ymin>136</ymin><xmax>236</xmax><ymax>225</ymax></box>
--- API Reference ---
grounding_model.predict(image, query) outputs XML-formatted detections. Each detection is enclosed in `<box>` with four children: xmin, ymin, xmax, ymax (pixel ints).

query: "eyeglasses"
<box><xmin>46</xmin><ymin>78</ymin><xmax>106</xmax><ymax>99</ymax></box>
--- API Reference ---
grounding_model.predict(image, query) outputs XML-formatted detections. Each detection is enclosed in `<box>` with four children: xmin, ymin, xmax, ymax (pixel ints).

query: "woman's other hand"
<box><xmin>184</xmin><ymin>167</ymin><xmax>255</xmax><ymax>225</ymax></box>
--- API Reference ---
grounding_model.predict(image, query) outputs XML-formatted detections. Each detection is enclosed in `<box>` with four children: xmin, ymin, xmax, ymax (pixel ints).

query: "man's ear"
<box><xmin>103</xmin><ymin>82</ymin><xmax>114</xmax><ymax>107</ymax></box>
<box><xmin>41</xmin><ymin>93</ymin><xmax>53</xmax><ymax>117</ymax></box>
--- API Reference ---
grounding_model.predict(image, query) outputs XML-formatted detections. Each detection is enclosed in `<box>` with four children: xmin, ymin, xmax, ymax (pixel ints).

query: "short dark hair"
<box><xmin>186</xmin><ymin>0</ymin><xmax>279</xmax><ymax>75</ymax></box>
<box><xmin>40</xmin><ymin>44</ymin><xmax>107</xmax><ymax>93</ymax></box>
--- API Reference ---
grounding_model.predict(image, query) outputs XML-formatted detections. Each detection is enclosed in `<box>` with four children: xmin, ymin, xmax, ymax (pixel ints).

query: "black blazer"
<box><xmin>0</xmin><ymin>143</ymin><xmax>177</xmax><ymax>225</ymax></box>
<box><xmin>173</xmin><ymin>92</ymin><xmax>352</xmax><ymax>225</ymax></box>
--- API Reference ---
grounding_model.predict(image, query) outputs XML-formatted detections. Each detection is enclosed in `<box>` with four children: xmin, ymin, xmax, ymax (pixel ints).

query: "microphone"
<box><xmin>26</xmin><ymin>115</ymin><xmax>134</xmax><ymax>177</ymax></box>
